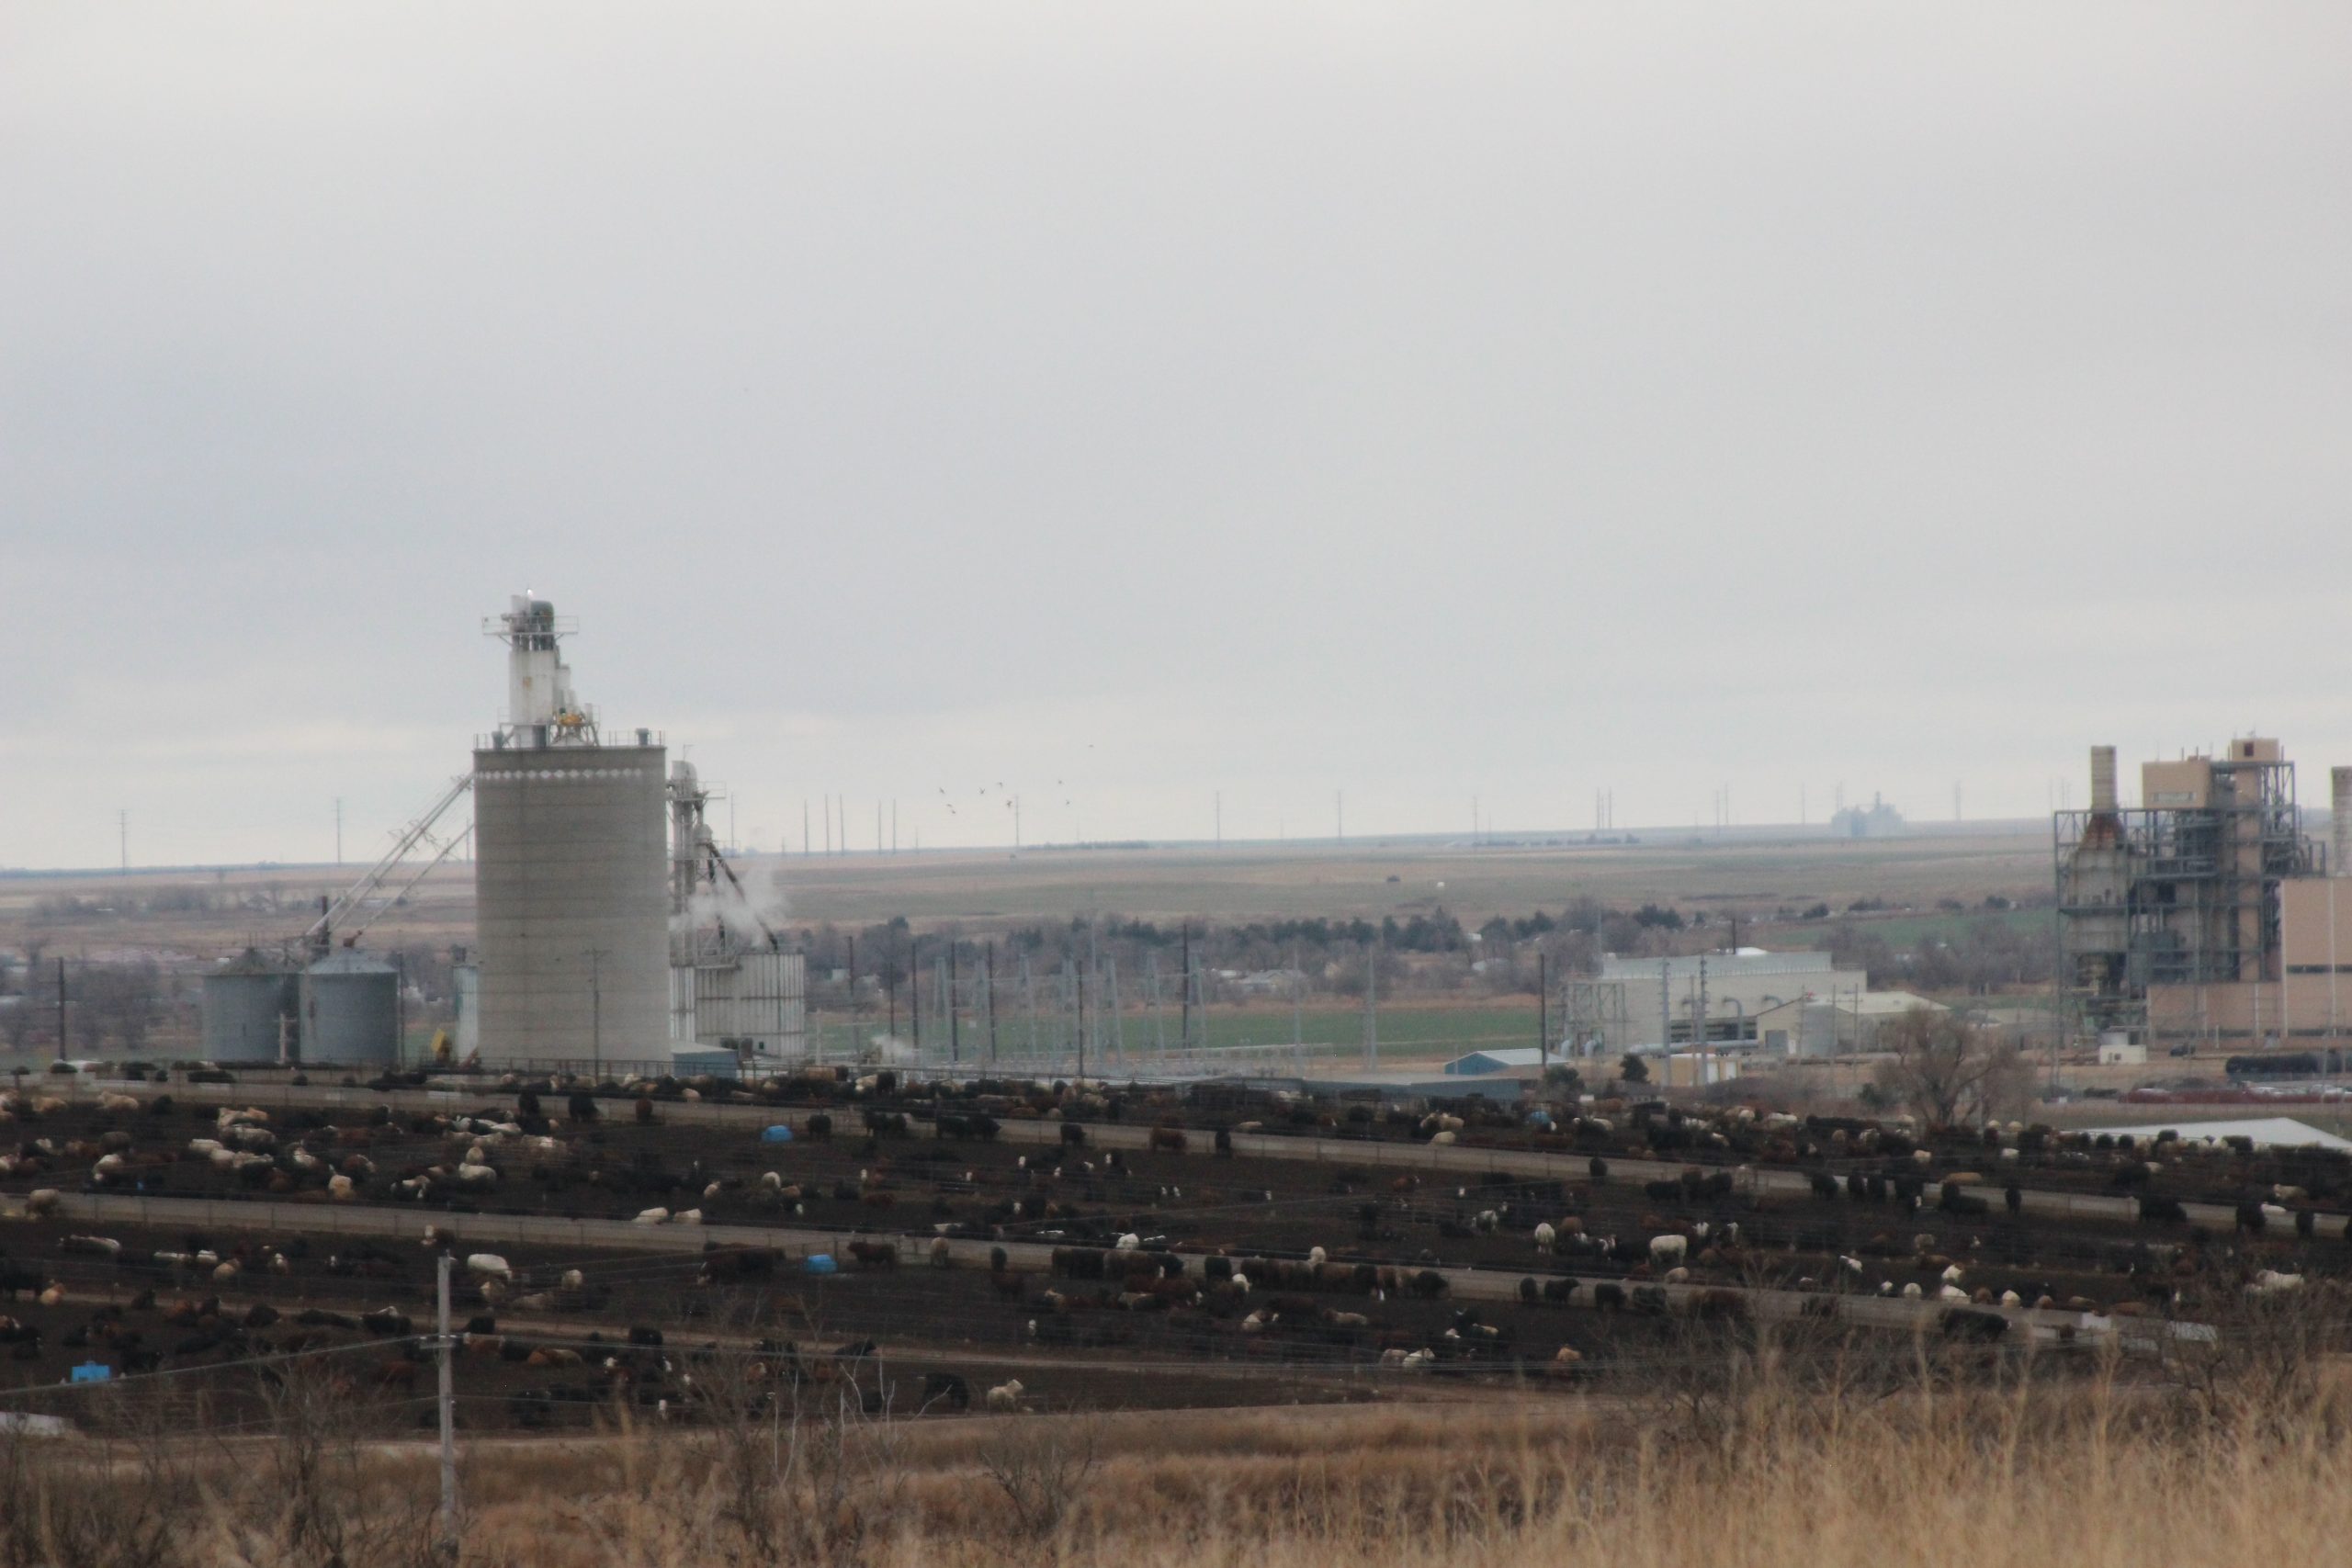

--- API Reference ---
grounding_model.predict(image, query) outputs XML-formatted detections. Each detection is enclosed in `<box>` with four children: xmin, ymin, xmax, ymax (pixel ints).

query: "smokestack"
<box><xmin>2089</xmin><ymin>746</ymin><xmax>2118</xmax><ymax>814</ymax></box>
<box><xmin>2332</xmin><ymin>766</ymin><xmax>2351</xmax><ymax>877</ymax></box>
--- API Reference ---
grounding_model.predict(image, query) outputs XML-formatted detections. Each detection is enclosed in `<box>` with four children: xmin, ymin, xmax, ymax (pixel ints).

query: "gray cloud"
<box><xmin>5</xmin><ymin>4</ymin><xmax>2348</xmax><ymax>865</ymax></box>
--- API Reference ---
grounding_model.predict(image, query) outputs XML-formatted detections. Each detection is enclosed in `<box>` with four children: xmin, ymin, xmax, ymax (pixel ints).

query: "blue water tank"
<box><xmin>761</xmin><ymin>1124</ymin><xmax>794</xmax><ymax>1144</ymax></box>
<box><xmin>803</xmin><ymin>1254</ymin><xmax>837</xmax><ymax>1275</ymax></box>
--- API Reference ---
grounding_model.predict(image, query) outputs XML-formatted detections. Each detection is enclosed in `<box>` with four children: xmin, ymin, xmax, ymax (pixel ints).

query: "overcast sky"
<box><xmin>4</xmin><ymin>4</ymin><xmax>2348</xmax><ymax>870</ymax></box>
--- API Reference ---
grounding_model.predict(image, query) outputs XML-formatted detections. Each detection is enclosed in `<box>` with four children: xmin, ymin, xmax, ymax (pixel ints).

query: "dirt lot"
<box><xmin>5</xmin><ymin>1069</ymin><xmax>2345</xmax><ymax>1435</ymax></box>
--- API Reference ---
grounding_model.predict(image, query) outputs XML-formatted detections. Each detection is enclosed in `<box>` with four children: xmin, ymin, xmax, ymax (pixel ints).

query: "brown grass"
<box><xmin>10</xmin><ymin>1336</ymin><xmax>2352</xmax><ymax>1568</ymax></box>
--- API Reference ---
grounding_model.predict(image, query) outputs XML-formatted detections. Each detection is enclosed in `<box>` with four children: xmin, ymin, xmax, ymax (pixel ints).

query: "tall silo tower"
<box><xmin>471</xmin><ymin>596</ymin><xmax>669</xmax><ymax>1070</ymax></box>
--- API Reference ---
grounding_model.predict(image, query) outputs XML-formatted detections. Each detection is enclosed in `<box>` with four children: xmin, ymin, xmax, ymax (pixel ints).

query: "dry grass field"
<box><xmin>0</xmin><ymin>823</ymin><xmax>2052</xmax><ymax>962</ymax></box>
<box><xmin>9</xmin><ymin>1348</ymin><xmax>2348</xmax><ymax>1568</ymax></box>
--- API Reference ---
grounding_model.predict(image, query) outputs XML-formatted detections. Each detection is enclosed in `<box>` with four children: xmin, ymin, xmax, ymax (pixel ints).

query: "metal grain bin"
<box><xmin>201</xmin><ymin>953</ymin><xmax>298</xmax><ymax>1064</ymax></box>
<box><xmin>300</xmin><ymin>951</ymin><xmax>400</xmax><ymax>1067</ymax></box>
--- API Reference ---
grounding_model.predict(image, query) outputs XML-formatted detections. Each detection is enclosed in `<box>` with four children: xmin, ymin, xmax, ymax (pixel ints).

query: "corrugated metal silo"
<box><xmin>451</xmin><ymin>963</ymin><xmax>480</xmax><ymax>1058</ymax></box>
<box><xmin>473</xmin><ymin>745</ymin><xmax>670</xmax><ymax>1066</ymax></box>
<box><xmin>300</xmin><ymin>951</ymin><xmax>401</xmax><ymax>1067</ymax></box>
<box><xmin>202</xmin><ymin>953</ymin><xmax>298</xmax><ymax>1064</ymax></box>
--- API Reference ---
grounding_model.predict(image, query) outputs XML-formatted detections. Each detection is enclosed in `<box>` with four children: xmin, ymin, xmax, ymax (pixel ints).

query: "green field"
<box><xmin>801</xmin><ymin>1000</ymin><xmax>1548</xmax><ymax>1066</ymax></box>
<box><xmin>1825</xmin><ymin>906</ymin><xmax>2050</xmax><ymax>949</ymax></box>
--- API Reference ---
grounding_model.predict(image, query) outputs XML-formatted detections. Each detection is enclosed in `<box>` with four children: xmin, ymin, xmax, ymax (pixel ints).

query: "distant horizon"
<box><xmin>0</xmin><ymin>813</ymin><xmax>2066</xmax><ymax>882</ymax></box>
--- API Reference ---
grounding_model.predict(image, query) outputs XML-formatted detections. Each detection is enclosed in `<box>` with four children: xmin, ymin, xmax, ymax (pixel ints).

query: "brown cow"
<box><xmin>847</xmin><ymin>1240</ymin><xmax>899</xmax><ymax>1271</ymax></box>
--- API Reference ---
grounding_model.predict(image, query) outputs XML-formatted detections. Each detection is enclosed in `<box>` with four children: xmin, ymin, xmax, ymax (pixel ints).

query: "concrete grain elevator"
<box><xmin>470</xmin><ymin>597</ymin><xmax>669</xmax><ymax>1068</ymax></box>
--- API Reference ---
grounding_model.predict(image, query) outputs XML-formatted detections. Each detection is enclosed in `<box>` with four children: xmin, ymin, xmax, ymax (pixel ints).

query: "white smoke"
<box><xmin>865</xmin><ymin>1032</ymin><xmax>918</xmax><ymax>1064</ymax></box>
<box><xmin>673</xmin><ymin>861</ymin><xmax>791</xmax><ymax>952</ymax></box>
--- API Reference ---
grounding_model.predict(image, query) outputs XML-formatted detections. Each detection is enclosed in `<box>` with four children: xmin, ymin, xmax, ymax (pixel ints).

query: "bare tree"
<box><xmin>1873</xmin><ymin>1008</ymin><xmax>2030</xmax><ymax>1129</ymax></box>
<box><xmin>976</xmin><ymin>1412</ymin><xmax>1102</xmax><ymax>1544</ymax></box>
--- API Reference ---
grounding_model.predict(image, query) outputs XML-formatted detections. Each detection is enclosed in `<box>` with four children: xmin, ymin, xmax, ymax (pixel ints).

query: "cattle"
<box><xmin>1941</xmin><ymin>1307</ymin><xmax>2008</xmax><ymax>1343</ymax></box>
<box><xmin>701</xmin><ymin>1247</ymin><xmax>781</xmax><ymax>1284</ymax></box>
<box><xmin>1939</xmin><ymin>1187</ymin><xmax>1991</xmax><ymax>1218</ymax></box>
<box><xmin>1648</xmin><ymin>1235</ymin><xmax>1688</xmax><ymax>1269</ymax></box>
<box><xmin>922</xmin><ymin>1372</ymin><xmax>972</xmax><ymax>1411</ymax></box>
<box><xmin>1542</xmin><ymin>1277</ymin><xmax>1578</xmax><ymax>1306</ymax></box>
<box><xmin>1688</xmin><ymin>1288</ymin><xmax>1748</xmax><ymax>1324</ymax></box>
<box><xmin>986</xmin><ymin>1379</ymin><xmax>1024</xmax><ymax>1412</ymax></box>
<box><xmin>847</xmin><ymin>1241</ymin><xmax>899</xmax><ymax>1272</ymax></box>
<box><xmin>1150</xmin><ymin>1127</ymin><xmax>1189</xmax><ymax>1155</ymax></box>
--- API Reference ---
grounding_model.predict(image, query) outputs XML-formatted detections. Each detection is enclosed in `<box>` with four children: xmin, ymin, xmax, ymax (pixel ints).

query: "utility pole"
<box><xmin>1293</xmin><ymin>943</ymin><xmax>1304</xmax><ymax>1051</ymax></box>
<box><xmin>803</xmin><ymin>798</ymin><xmax>811</xmax><ymax>857</ymax></box>
<box><xmin>1363</xmin><ymin>948</ymin><xmax>1377</xmax><ymax>1070</ymax></box>
<box><xmin>1075</xmin><ymin>961</ymin><xmax>1087</xmax><ymax>1085</ymax></box>
<box><xmin>910</xmin><ymin>940</ymin><xmax>921</xmax><ymax>1054</ymax></box>
<box><xmin>986</xmin><ymin>942</ymin><xmax>999</xmax><ymax>1066</ymax></box>
<box><xmin>1180</xmin><ymin>925</ymin><xmax>1191</xmax><ymax>1050</ymax></box>
<box><xmin>436</xmin><ymin>1251</ymin><xmax>458</xmax><ymax>1559</ymax></box>
<box><xmin>55</xmin><ymin>958</ymin><xmax>67</xmax><ymax>1061</ymax></box>
<box><xmin>1022</xmin><ymin>952</ymin><xmax>1036</xmax><ymax>1056</ymax></box>
<box><xmin>584</xmin><ymin>947</ymin><xmax>609</xmax><ymax>1075</ymax></box>
<box><xmin>948</xmin><ymin>942</ymin><xmax>960</xmax><ymax>1064</ymax></box>
<box><xmin>1539</xmin><ymin>952</ymin><xmax>1549</xmax><ymax>1067</ymax></box>
<box><xmin>335</xmin><ymin>798</ymin><xmax>343</xmax><ymax>866</ymax></box>
<box><xmin>1336</xmin><ymin>791</ymin><xmax>1344</xmax><ymax>843</ymax></box>
<box><xmin>1085</xmin><ymin>919</ymin><xmax>1100</xmax><ymax>1066</ymax></box>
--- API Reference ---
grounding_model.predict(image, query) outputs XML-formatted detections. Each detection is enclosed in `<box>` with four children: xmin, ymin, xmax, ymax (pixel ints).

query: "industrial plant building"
<box><xmin>471</xmin><ymin>597</ymin><xmax>804</xmax><ymax>1071</ymax></box>
<box><xmin>202</xmin><ymin>595</ymin><xmax>804</xmax><ymax>1074</ymax></box>
<box><xmin>2056</xmin><ymin>738</ymin><xmax>2352</xmax><ymax>1049</ymax></box>
<box><xmin>1563</xmin><ymin>950</ymin><xmax>1859</xmax><ymax>1056</ymax></box>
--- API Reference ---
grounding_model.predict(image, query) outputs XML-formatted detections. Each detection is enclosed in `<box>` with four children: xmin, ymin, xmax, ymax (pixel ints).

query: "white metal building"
<box><xmin>1754</xmin><ymin>989</ymin><xmax>1946</xmax><ymax>1058</ymax></box>
<box><xmin>1575</xmin><ymin>950</ymin><xmax>1871</xmax><ymax>1055</ymax></box>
